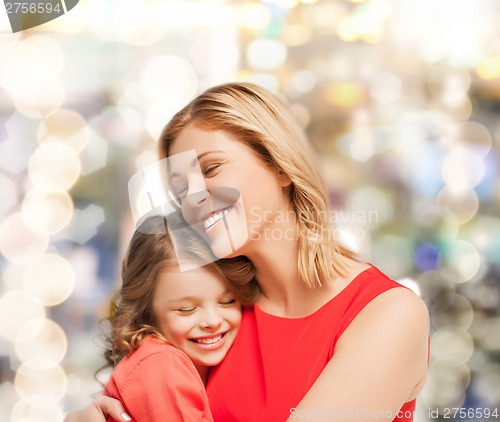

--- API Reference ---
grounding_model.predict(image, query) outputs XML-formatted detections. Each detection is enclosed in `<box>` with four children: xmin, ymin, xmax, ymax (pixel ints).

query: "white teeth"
<box><xmin>193</xmin><ymin>335</ymin><xmax>222</xmax><ymax>345</ymax></box>
<box><xmin>202</xmin><ymin>207</ymin><xmax>233</xmax><ymax>230</ymax></box>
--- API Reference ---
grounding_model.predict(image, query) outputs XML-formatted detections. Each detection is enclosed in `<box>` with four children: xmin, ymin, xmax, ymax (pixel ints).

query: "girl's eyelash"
<box><xmin>220</xmin><ymin>299</ymin><xmax>236</xmax><ymax>306</ymax></box>
<box><xmin>177</xmin><ymin>307</ymin><xmax>196</xmax><ymax>314</ymax></box>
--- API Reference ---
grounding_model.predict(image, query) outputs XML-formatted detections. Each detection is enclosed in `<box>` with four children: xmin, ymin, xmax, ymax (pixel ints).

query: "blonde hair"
<box><xmin>159</xmin><ymin>82</ymin><xmax>356</xmax><ymax>300</ymax></box>
<box><xmin>104</xmin><ymin>214</ymin><xmax>255</xmax><ymax>368</ymax></box>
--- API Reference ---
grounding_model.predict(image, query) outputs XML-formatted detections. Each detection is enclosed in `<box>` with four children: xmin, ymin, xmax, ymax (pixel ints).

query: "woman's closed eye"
<box><xmin>202</xmin><ymin>161</ymin><xmax>226</xmax><ymax>177</ymax></box>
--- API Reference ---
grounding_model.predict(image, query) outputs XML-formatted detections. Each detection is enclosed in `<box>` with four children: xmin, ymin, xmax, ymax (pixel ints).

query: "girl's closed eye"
<box><xmin>220</xmin><ymin>298</ymin><xmax>236</xmax><ymax>306</ymax></box>
<box><xmin>176</xmin><ymin>307</ymin><xmax>197</xmax><ymax>315</ymax></box>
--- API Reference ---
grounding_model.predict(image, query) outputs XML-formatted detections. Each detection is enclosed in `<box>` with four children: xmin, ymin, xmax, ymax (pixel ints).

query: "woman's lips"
<box><xmin>202</xmin><ymin>206</ymin><xmax>234</xmax><ymax>231</ymax></box>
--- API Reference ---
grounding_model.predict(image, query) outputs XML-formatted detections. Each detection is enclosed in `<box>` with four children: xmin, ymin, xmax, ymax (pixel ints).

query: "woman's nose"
<box><xmin>184</xmin><ymin>175</ymin><xmax>209</xmax><ymax>207</ymax></box>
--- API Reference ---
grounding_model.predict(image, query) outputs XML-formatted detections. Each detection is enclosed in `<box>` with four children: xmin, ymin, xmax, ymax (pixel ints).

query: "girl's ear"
<box><xmin>278</xmin><ymin>170</ymin><xmax>292</xmax><ymax>187</ymax></box>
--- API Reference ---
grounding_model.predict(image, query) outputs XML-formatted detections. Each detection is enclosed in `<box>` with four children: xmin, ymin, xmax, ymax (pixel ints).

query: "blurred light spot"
<box><xmin>370</xmin><ymin>72</ymin><xmax>401</xmax><ymax>104</ymax></box>
<box><xmin>13</xmin><ymin>79</ymin><xmax>65</xmax><ymax>119</ymax></box>
<box><xmin>247</xmin><ymin>39</ymin><xmax>287</xmax><ymax>70</ymax></box>
<box><xmin>472</xmin><ymin>364</ymin><xmax>500</xmax><ymax>406</ymax></box>
<box><xmin>245</xmin><ymin>73</ymin><xmax>280</xmax><ymax>94</ymax></box>
<box><xmin>38</xmin><ymin>109</ymin><xmax>89</xmax><ymax>154</ymax></box>
<box><xmin>286</xmin><ymin>70</ymin><xmax>317</xmax><ymax>96</ymax></box>
<box><xmin>79</xmin><ymin>129</ymin><xmax>108</xmax><ymax>176</ymax></box>
<box><xmin>0</xmin><ymin>173</ymin><xmax>17</xmax><ymax>216</ymax></box>
<box><xmin>11</xmin><ymin>396</ymin><xmax>65</xmax><ymax>421</ymax></box>
<box><xmin>21</xmin><ymin>189</ymin><xmax>73</xmax><ymax>235</ymax></box>
<box><xmin>431</xmin><ymin>294</ymin><xmax>474</xmax><ymax>332</ymax></box>
<box><xmin>112</xmin><ymin>1</ymin><xmax>167</xmax><ymax>47</ymax></box>
<box><xmin>345</xmin><ymin>109</ymin><xmax>375</xmax><ymax>162</ymax></box>
<box><xmin>0</xmin><ymin>36</ymin><xmax>63</xmax><ymax>94</ymax></box>
<box><xmin>0</xmin><ymin>291</ymin><xmax>45</xmax><ymax>341</ymax></box>
<box><xmin>461</xmin><ymin>216</ymin><xmax>500</xmax><ymax>262</ymax></box>
<box><xmin>414</xmin><ymin>242</ymin><xmax>440</xmax><ymax>272</ymax></box>
<box><xmin>441</xmin><ymin>147</ymin><xmax>484</xmax><ymax>193</ymax></box>
<box><xmin>146</xmin><ymin>101</ymin><xmax>187</xmax><ymax>142</ymax></box>
<box><xmin>416</xmin><ymin>270</ymin><xmax>456</xmax><ymax>305</ymax></box>
<box><xmin>373</xmin><ymin>234</ymin><xmax>413</xmax><ymax>279</ymax></box>
<box><xmin>0</xmin><ymin>213</ymin><xmax>49</xmax><ymax>264</ymax></box>
<box><xmin>450</xmin><ymin>121</ymin><xmax>492</xmax><ymax>158</ymax></box>
<box><xmin>326</xmin><ymin>83</ymin><xmax>366</xmax><ymax>108</ymax></box>
<box><xmin>60</xmin><ymin>205</ymin><xmax>105</xmax><ymax>245</ymax></box>
<box><xmin>15</xmin><ymin>318</ymin><xmax>67</xmax><ymax>364</ymax></box>
<box><xmin>141</xmin><ymin>55</ymin><xmax>197</xmax><ymax>105</ymax></box>
<box><xmin>345</xmin><ymin>186</ymin><xmax>393</xmax><ymax>227</ymax></box>
<box><xmin>476</xmin><ymin>55</ymin><xmax>500</xmax><ymax>79</ymax></box>
<box><xmin>281</xmin><ymin>23</ymin><xmax>313</xmax><ymax>46</ymax></box>
<box><xmin>436</xmin><ymin>186</ymin><xmax>478</xmax><ymax>224</ymax></box>
<box><xmin>416</xmin><ymin>206</ymin><xmax>458</xmax><ymax>244</ymax></box>
<box><xmin>1</xmin><ymin>112</ymin><xmax>39</xmax><ymax>175</ymax></box>
<box><xmin>189</xmin><ymin>30</ymin><xmax>240</xmax><ymax>78</ymax></box>
<box><xmin>422</xmin><ymin>359</ymin><xmax>469</xmax><ymax>410</ymax></box>
<box><xmin>237</xmin><ymin>3</ymin><xmax>272</xmax><ymax>31</ymax></box>
<box><xmin>434</xmin><ymin>65</ymin><xmax>470</xmax><ymax>105</ymax></box>
<box><xmin>439</xmin><ymin>240</ymin><xmax>481</xmax><ymax>283</ymax></box>
<box><xmin>477</xmin><ymin>317</ymin><xmax>500</xmax><ymax>352</ymax></box>
<box><xmin>14</xmin><ymin>359</ymin><xmax>67</xmax><ymax>406</ymax></box>
<box><xmin>428</xmin><ymin>97</ymin><xmax>472</xmax><ymax>130</ymax></box>
<box><xmin>28</xmin><ymin>142</ymin><xmax>80</xmax><ymax>193</ymax></box>
<box><xmin>336</xmin><ymin>1</ymin><xmax>389</xmax><ymax>43</ymax></box>
<box><xmin>473</xmin><ymin>284</ymin><xmax>500</xmax><ymax>310</ymax></box>
<box><xmin>275</xmin><ymin>0</ymin><xmax>299</xmax><ymax>9</ymax></box>
<box><xmin>431</xmin><ymin>329</ymin><xmax>474</xmax><ymax>363</ymax></box>
<box><xmin>23</xmin><ymin>254</ymin><xmax>75</xmax><ymax>306</ymax></box>
<box><xmin>89</xmin><ymin>106</ymin><xmax>142</xmax><ymax>150</ymax></box>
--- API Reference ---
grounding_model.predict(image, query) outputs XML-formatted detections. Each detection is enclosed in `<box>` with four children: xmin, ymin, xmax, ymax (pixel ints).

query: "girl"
<box><xmin>67</xmin><ymin>83</ymin><xmax>428</xmax><ymax>422</ymax></box>
<box><xmin>101</xmin><ymin>215</ymin><xmax>247</xmax><ymax>422</ymax></box>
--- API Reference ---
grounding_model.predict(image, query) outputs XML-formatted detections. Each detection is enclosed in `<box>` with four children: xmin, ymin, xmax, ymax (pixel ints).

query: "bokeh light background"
<box><xmin>1</xmin><ymin>0</ymin><xmax>500</xmax><ymax>421</ymax></box>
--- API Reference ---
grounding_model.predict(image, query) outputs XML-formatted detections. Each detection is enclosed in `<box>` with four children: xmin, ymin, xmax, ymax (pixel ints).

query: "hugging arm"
<box><xmin>287</xmin><ymin>288</ymin><xmax>429</xmax><ymax>422</ymax></box>
<box><xmin>64</xmin><ymin>396</ymin><xmax>129</xmax><ymax>422</ymax></box>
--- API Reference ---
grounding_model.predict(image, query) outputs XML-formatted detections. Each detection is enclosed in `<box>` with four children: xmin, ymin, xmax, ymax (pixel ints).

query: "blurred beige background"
<box><xmin>0</xmin><ymin>0</ymin><xmax>499</xmax><ymax>421</ymax></box>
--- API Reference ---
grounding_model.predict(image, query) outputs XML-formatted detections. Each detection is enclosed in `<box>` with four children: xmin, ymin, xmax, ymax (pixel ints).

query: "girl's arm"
<box><xmin>287</xmin><ymin>287</ymin><xmax>429</xmax><ymax>422</ymax></box>
<box><xmin>65</xmin><ymin>347</ymin><xmax>213</xmax><ymax>422</ymax></box>
<box><xmin>114</xmin><ymin>348</ymin><xmax>213</xmax><ymax>422</ymax></box>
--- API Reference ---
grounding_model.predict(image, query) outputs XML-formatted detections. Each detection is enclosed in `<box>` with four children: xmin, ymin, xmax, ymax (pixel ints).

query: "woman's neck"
<box><xmin>245</xmin><ymin>224</ymin><xmax>321</xmax><ymax>317</ymax></box>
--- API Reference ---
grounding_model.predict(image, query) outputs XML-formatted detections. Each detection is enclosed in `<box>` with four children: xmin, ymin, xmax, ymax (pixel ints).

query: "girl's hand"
<box><xmin>64</xmin><ymin>396</ymin><xmax>131</xmax><ymax>422</ymax></box>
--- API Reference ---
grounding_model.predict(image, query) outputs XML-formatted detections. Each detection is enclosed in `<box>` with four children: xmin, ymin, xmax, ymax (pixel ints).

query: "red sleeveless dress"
<box><xmin>206</xmin><ymin>266</ymin><xmax>417</xmax><ymax>421</ymax></box>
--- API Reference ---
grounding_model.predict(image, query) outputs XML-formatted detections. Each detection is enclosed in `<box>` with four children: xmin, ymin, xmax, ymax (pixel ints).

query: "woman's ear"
<box><xmin>278</xmin><ymin>170</ymin><xmax>292</xmax><ymax>187</ymax></box>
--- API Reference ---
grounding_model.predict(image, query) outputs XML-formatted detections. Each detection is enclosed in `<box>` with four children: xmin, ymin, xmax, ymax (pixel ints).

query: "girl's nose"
<box><xmin>200</xmin><ymin>308</ymin><xmax>223</xmax><ymax>330</ymax></box>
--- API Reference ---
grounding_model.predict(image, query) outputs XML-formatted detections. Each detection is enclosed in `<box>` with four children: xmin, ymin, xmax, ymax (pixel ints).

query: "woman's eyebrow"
<box><xmin>170</xmin><ymin>150</ymin><xmax>225</xmax><ymax>179</ymax></box>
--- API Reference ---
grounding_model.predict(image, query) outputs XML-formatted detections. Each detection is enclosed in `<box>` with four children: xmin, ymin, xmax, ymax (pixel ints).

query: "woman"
<box><xmin>66</xmin><ymin>82</ymin><xmax>428</xmax><ymax>422</ymax></box>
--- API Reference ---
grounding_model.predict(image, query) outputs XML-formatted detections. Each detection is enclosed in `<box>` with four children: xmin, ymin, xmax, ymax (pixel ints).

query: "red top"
<box><xmin>104</xmin><ymin>336</ymin><xmax>213</xmax><ymax>422</ymax></box>
<box><xmin>206</xmin><ymin>266</ymin><xmax>417</xmax><ymax>422</ymax></box>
